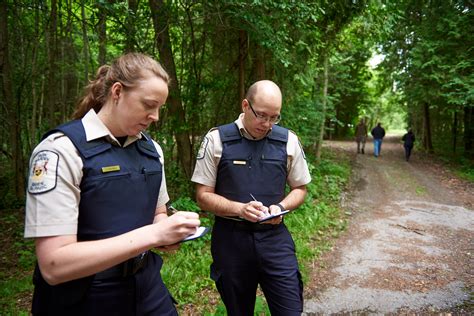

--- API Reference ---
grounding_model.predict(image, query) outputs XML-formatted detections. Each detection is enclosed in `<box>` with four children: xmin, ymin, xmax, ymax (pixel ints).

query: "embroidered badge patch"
<box><xmin>197</xmin><ymin>136</ymin><xmax>209</xmax><ymax>160</ymax></box>
<box><xmin>28</xmin><ymin>150</ymin><xmax>59</xmax><ymax>194</ymax></box>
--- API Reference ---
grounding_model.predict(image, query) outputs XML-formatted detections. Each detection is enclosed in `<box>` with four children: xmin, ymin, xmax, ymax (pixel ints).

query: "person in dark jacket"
<box><xmin>402</xmin><ymin>129</ymin><xmax>416</xmax><ymax>161</ymax></box>
<box><xmin>371</xmin><ymin>122</ymin><xmax>386</xmax><ymax>157</ymax></box>
<box><xmin>24</xmin><ymin>53</ymin><xmax>200</xmax><ymax>315</ymax></box>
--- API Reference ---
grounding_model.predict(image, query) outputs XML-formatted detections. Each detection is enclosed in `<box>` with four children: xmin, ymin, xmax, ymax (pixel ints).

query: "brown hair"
<box><xmin>73</xmin><ymin>53</ymin><xmax>169</xmax><ymax>119</ymax></box>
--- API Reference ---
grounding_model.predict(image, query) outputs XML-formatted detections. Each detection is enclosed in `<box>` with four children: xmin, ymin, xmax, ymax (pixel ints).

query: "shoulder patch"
<box><xmin>197</xmin><ymin>136</ymin><xmax>209</xmax><ymax>160</ymax></box>
<box><xmin>28</xmin><ymin>150</ymin><xmax>59</xmax><ymax>194</ymax></box>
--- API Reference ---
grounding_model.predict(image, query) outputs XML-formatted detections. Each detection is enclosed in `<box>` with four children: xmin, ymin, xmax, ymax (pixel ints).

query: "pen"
<box><xmin>168</xmin><ymin>205</ymin><xmax>178</xmax><ymax>215</ymax></box>
<box><xmin>250</xmin><ymin>193</ymin><xmax>270</xmax><ymax>217</ymax></box>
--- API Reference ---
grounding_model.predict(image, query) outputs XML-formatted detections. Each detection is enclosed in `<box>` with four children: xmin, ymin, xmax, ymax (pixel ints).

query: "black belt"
<box><xmin>95</xmin><ymin>251</ymin><xmax>149</xmax><ymax>280</ymax></box>
<box><xmin>217</xmin><ymin>216</ymin><xmax>281</xmax><ymax>231</ymax></box>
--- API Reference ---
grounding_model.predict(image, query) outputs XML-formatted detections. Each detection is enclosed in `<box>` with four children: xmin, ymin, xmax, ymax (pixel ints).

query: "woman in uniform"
<box><xmin>24</xmin><ymin>53</ymin><xmax>200</xmax><ymax>315</ymax></box>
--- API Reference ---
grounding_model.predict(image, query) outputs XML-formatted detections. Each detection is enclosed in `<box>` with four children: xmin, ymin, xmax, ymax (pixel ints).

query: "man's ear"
<box><xmin>242</xmin><ymin>99</ymin><xmax>249</xmax><ymax>112</ymax></box>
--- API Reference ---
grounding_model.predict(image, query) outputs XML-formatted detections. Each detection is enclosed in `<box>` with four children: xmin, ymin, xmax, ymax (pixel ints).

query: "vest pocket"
<box><xmin>85</xmin><ymin>171</ymin><xmax>131</xmax><ymax>182</ymax></box>
<box><xmin>141</xmin><ymin>168</ymin><xmax>161</xmax><ymax>175</ymax></box>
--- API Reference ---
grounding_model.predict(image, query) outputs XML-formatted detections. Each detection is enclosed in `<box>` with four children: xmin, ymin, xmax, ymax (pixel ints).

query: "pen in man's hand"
<box><xmin>250</xmin><ymin>193</ymin><xmax>270</xmax><ymax>216</ymax></box>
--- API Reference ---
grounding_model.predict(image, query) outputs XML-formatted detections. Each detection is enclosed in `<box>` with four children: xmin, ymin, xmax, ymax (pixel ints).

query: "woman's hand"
<box><xmin>151</xmin><ymin>211</ymin><xmax>200</xmax><ymax>246</ymax></box>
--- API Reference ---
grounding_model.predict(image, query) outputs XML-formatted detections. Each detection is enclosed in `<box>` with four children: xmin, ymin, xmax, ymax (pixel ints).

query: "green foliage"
<box><xmin>377</xmin><ymin>1</ymin><xmax>473</xmax><ymax>155</ymax></box>
<box><xmin>0</xmin><ymin>274</ymin><xmax>32</xmax><ymax>315</ymax></box>
<box><xmin>210</xmin><ymin>296</ymin><xmax>271</xmax><ymax>315</ymax></box>
<box><xmin>434</xmin><ymin>150</ymin><xmax>474</xmax><ymax>183</ymax></box>
<box><xmin>0</xmin><ymin>165</ymin><xmax>24</xmax><ymax>210</ymax></box>
<box><xmin>2</xmin><ymin>0</ymin><xmax>472</xmax><ymax>313</ymax></box>
<box><xmin>0</xmin><ymin>209</ymin><xmax>35</xmax><ymax>315</ymax></box>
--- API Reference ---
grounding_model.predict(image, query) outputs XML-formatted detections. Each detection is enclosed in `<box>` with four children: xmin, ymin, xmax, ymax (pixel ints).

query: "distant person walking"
<box><xmin>355</xmin><ymin>119</ymin><xmax>368</xmax><ymax>154</ymax></box>
<box><xmin>371</xmin><ymin>122</ymin><xmax>386</xmax><ymax>157</ymax></box>
<box><xmin>402</xmin><ymin>129</ymin><xmax>415</xmax><ymax>161</ymax></box>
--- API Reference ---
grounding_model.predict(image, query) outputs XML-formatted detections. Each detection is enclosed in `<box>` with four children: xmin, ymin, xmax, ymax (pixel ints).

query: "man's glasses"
<box><xmin>247</xmin><ymin>99</ymin><xmax>281</xmax><ymax>124</ymax></box>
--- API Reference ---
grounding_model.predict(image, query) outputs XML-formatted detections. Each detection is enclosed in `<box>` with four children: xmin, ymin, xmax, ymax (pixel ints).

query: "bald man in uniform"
<box><xmin>192</xmin><ymin>80</ymin><xmax>311</xmax><ymax>315</ymax></box>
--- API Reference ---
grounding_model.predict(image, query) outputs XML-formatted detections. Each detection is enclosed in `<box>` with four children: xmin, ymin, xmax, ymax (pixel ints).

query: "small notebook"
<box><xmin>181</xmin><ymin>226</ymin><xmax>210</xmax><ymax>242</ymax></box>
<box><xmin>257</xmin><ymin>210</ymin><xmax>291</xmax><ymax>223</ymax></box>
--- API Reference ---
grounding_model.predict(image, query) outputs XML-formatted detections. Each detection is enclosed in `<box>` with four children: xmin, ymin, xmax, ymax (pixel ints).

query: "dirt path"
<box><xmin>303</xmin><ymin>137</ymin><xmax>474</xmax><ymax>314</ymax></box>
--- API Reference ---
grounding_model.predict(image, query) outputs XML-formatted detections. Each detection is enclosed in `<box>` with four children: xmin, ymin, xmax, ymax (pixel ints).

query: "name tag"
<box><xmin>233</xmin><ymin>160</ymin><xmax>246</xmax><ymax>165</ymax></box>
<box><xmin>102</xmin><ymin>165</ymin><xmax>121</xmax><ymax>173</ymax></box>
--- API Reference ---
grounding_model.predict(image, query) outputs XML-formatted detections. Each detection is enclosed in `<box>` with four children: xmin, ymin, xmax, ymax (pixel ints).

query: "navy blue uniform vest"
<box><xmin>48</xmin><ymin>120</ymin><xmax>163</xmax><ymax>240</ymax></box>
<box><xmin>215</xmin><ymin>123</ymin><xmax>288</xmax><ymax>207</ymax></box>
<box><xmin>32</xmin><ymin>120</ymin><xmax>164</xmax><ymax>315</ymax></box>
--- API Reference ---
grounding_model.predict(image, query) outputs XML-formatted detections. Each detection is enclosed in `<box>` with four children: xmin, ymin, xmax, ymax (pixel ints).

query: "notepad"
<box><xmin>181</xmin><ymin>226</ymin><xmax>210</xmax><ymax>242</ymax></box>
<box><xmin>257</xmin><ymin>210</ymin><xmax>291</xmax><ymax>223</ymax></box>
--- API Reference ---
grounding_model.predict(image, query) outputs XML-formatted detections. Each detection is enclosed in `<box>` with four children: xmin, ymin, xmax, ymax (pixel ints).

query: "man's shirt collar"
<box><xmin>235</xmin><ymin>113</ymin><xmax>271</xmax><ymax>141</ymax></box>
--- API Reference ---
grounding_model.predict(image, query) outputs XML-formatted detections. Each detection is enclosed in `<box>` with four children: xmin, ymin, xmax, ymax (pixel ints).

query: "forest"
<box><xmin>1</xmin><ymin>0</ymin><xmax>473</xmax><ymax>206</ymax></box>
<box><xmin>0</xmin><ymin>0</ymin><xmax>473</xmax><ymax>314</ymax></box>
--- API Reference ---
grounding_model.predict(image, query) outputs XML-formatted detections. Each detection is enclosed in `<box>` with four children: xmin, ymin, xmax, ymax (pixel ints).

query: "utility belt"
<box><xmin>216</xmin><ymin>216</ymin><xmax>282</xmax><ymax>231</ymax></box>
<box><xmin>95</xmin><ymin>251</ymin><xmax>150</xmax><ymax>280</ymax></box>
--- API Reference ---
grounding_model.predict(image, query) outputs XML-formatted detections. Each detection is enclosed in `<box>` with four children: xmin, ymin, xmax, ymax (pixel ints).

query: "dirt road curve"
<box><xmin>303</xmin><ymin>137</ymin><xmax>474</xmax><ymax>314</ymax></box>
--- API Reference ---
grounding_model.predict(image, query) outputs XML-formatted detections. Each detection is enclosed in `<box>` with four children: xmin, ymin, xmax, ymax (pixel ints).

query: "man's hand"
<box><xmin>262</xmin><ymin>204</ymin><xmax>284</xmax><ymax>225</ymax></box>
<box><xmin>239</xmin><ymin>201</ymin><xmax>268</xmax><ymax>222</ymax></box>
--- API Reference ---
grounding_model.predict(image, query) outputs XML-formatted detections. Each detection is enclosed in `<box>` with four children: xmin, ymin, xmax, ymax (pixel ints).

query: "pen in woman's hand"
<box><xmin>167</xmin><ymin>205</ymin><xmax>178</xmax><ymax>216</ymax></box>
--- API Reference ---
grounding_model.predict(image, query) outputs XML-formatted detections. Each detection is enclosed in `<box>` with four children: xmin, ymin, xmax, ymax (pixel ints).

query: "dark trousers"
<box><xmin>210</xmin><ymin>218</ymin><xmax>303</xmax><ymax>316</ymax></box>
<box><xmin>32</xmin><ymin>253</ymin><xmax>177</xmax><ymax>316</ymax></box>
<box><xmin>404</xmin><ymin>144</ymin><xmax>413</xmax><ymax>161</ymax></box>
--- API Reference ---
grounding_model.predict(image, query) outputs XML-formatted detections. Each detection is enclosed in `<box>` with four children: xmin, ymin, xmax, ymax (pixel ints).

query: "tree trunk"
<box><xmin>238</xmin><ymin>29</ymin><xmax>247</xmax><ymax>109</ymax></box>
<box><xmin>63</xmin><ymin>1</ymin><xmax>77</xmax><ymax>120</ymax></box>
<box><xmin>464</xmin><ymin>106</ymin><xmax>473</xmax><ymax>159</ymax></box>
<box><xmin>184</xmin><ymin>3</ymin><xmax>204</xmax><ymax>151</ymax></box>
<box><xmin>253</xmin><ymin>42</ymin><xmax>265</xmax><ymax>81</ymax></box>
<box><xmin>452</xmin><ymin>111</ymin><xmax>457</xmax><ymax>153</ymax></box>
<box><xmin>45</xmin><ymin>0</ymin><xmax>59</xmax><ymax>127</ymax></box>
<box><xmin>149</xmin><ymin>0</ymin><xmax>193</xmax><ymax>179</ymax></box>
<box><xmin>422</xmin><ymin>102</ymin><xmax>433</xmax><ymax>153</ymax></box>
<box><xmin>315</xmin><ymin>51</ymin><xmax>329</xmax><ymax>161</ymax></box>
<box><xmin>97</xmin><ymin>2</ymin><xmax>107</xmax><ymax>65</ymax></box>
<box><xmin>29</xmin><ymin>4</ymin><xmax>41</xmax><ymax>149</ymax></box>
<box><xmin>0</xmin><ymin>1</ymin><xmax>25</xmax><ymax>200</ymax></box>
<box><xmin>80</xmin><ymin>0</ymin><xmax>90</xmax><ymax>83</ymax></box>
<box><xmin>125</xmin><ymin>0</ymin><xmax>138</xmax><ymax>53</ymax></box>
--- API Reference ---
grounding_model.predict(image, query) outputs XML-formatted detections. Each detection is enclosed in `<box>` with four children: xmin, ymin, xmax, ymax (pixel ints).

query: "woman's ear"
<box><xmin>111</xmin><ymin>82</ymin><xmax>123</xmax><ymax>101</ymax></box>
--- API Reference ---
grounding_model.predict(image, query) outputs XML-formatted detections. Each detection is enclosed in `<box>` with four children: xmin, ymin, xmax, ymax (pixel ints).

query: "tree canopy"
<box><xmin>0</xmin><ymin>0</ymin><xmax>472</xmax><ymax>205</ymax></box>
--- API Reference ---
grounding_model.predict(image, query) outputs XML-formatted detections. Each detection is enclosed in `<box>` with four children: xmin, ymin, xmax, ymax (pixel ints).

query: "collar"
<box><xmin>235</xmin><ymin>113</ymin><xmax>271</xmax><ymax>140</ymax></box>
<box><xmin>82</xmin><ymin>109</ymin><xmax>143</xmax><ymax>147</ymax></box>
